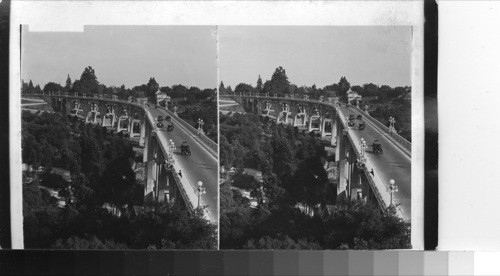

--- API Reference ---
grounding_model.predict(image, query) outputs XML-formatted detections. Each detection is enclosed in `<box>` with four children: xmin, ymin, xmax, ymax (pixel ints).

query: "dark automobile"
<box><xmin>157</xmin><ymin>122</ymin><xmax>163</xmax><ymax>128</ymax></box>
<box><xmin>180</xmin><ymin>144</ymin><xmax>191</xmax><ymax>156</ymax></box>
<box><xmin>167</xmin><ymin>124</ymin><xmax>174</xmax><ymax>132</ymax></box>
<box><xmin>372</xmin><ymin>139</ymin><xmax>383</xmax><ymax>154</ymax></box>
<box><xmin>359</xmin><ymin>122</ymin><xmax>365</xmax><ymax>130</ymax></box>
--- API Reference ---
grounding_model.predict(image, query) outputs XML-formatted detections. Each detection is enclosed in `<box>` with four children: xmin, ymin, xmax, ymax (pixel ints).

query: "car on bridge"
<box><xmin>372</xmin><ymin>139</ymin><xmax>383</xmax><ymax>154</ymax></box>
<box><xmin>180</xmin><ymin>141</ymin><xmax>191</xmax><ymax>156</ymax></box>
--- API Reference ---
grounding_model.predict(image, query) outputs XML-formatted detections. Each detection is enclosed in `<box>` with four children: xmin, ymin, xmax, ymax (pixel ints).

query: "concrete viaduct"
<box><xmin>23</xmin><ymin>92</ymin><xmax>218</xmax><ymax>224</ymax></box>
<box><xmin>229</xmin><ymin>92</ymin><xmax>411</xmax><ymax>221</ymax></box>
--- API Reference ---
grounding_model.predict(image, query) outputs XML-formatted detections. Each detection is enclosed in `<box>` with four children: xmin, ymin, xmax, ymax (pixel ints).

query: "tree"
<box><xmin>256</xmin><ymin>75</ymin><xmax>263</xmax><ymax>92</ymax></box>
<box><xmin>219</xmin><ymin>81</ymin><xmax>226</xmax><ymax>94</ymax></box>
<box><xmin>322</xmin><ymin>202</ymin><xmax>411</xmax><ymax>249</ymax></box>
<box><xmin>71</xmin><ymin>79</ymin><xmax>82</xmax><ymax>94</ymax></box>
<box><xmin>290</xmin><ymin>156</ymin><xmax>329</xmax><ymax>212</ymax></box>
<box><xmin>244</xmin><ymin>236</ymin><xmax>321</xmax><ymax>250</ymax></box>
<box><xmin>35</xmin><ymin>84</ymin><xmax>42</xmax><ymax>94</ymax></box>
<box><xmin>363</xmin><ymin>83</ymin><xmax>378</xmax><ymax>97</ymax></box>
<box><xmin>52</xmin><ymin>235</ymin><xmax>128</xmax><ymax>249</ymax></box>
<box><xmin>64</xmin><ymin>75</ymin><xmax>72</xmax><ymax>92</ymax></box>
<box><xmin>40</xmin><ymin>172</ymin><xmax>68</xmax><ymax>191</ymax></box>
<box><xmin>338</xmin><ymin>76</ymin><xmax>350</xmax><ymax>99</ymax></box>
<box><xmin>263</xmin><ymin>66</ymin><xmax>290</xmax><ymax>96</ymax></box>
<box><xmin>130</xmin><ymin>203</ymin><xmax>217</xmax><ymax>249</ymax></box>
<box><xmin>28</xmin><ymin>80</ymin><xmax>34</xmax><ymax>94</ymax></box>
<box><xmin>21</xmin><ymin>79</ymin><xmax>29</xmax><ymax>94</ymax></box>
<box><xmin>234</xmin><ymin>83</ymin><xmax>255</xmax><ymax>94</ymax></box>
<box><xmin>271</xmin><ymin>128</ymin><xmax>296</xmax><ymax>184</ymax></box>
<box><xmin>146</xmin><ymin>77</ymin><xmax>159</xmax><ymax>101</ymax></box>
<box><xmin>97</xmin><ymin>156</ymin><xmax>139</xmax><ymax>213</ymax></box>
<box><xmin>219</xmin><ymin>182</ymin><xmax>253</xmax><ymax>249</ymax></box>
<box><xmin>43</xmin><ymin>82</ymin><xmax>63</xmax><ymax>94</ymax></box>
<box><xmin>79</xmin><ymin>66</ymin><xmax>100</xmax><ymax>95</ymax></box>
<box><xmin>23</xmin><ymin>175</ymin><xmax>61</xmax><ymax>248</ymax></box>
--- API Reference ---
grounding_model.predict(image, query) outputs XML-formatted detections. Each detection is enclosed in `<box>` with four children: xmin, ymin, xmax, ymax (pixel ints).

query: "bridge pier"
<box><xmin>139</xmin><ymin>117</ymin><xmax>146</xmax><ymax>146</ymax></box>
<box><xmin>117</xmin><ymin>116</ymin><xmax>130</xmax><ymax>133</ymax></box>
<box><xmin>336</xmin><ymin>118</ymin><xmax>349</xmax><ymax>198</ymax></box>
<box><xmin>71</xmin><ymin>100</ymin><xmax>84</xmax><ymax>118</ymax></box>
<box><xmin>129</xmin><ymin>119</ymin><xmax>141</xmax><ymax>138</ymax></box>
<box><xmin>143</xmin><ymin>126</ymin><xmax>182</xmax><ymax>207</ymax></box>
<box><xmin>85</xmin><ymin>102</ymin><xmax>100</xmax><ymax>124</ymax></box>
<box><xmin>322</xmin><ymin>118</ymin><xmax>333</xmax><ymax>138</ymax></box>
<box><xmin>331</xmin><ymin>119</ymin><xmax>337</xmax><ymax>146</ymax></box>
<box><xmin>308</xmin><ymin>115</ymin><xmax>321</xmax><ymax>133</ymax></box>
<box><xmin>294</xmin><ymin>113</ymin><xmax>307</xmax><ymax>127</ymax></box>
<box><xmin>145</xmin><ymin>136</ymin><xmax>160</xmax><ymax>201</ymax></box>
<box><xmin>102</xmin><ymin>106</ymin><xmax>116</xmax><ymax>127</ymax></box>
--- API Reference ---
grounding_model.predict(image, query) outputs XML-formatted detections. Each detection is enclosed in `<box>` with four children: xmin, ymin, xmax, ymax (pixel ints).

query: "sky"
<box><xmin>219</xmin><ymin>26</ymin><xmax>412</xmax><ymax>89</ymax></box>
<box><xmin>21</xmin><ymin>25</ymin><xmax>217</xmax><ymax>89</ymax></box>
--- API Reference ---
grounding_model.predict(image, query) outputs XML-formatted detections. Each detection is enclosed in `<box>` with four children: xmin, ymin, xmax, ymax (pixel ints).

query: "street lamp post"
<box><xmin>360</xmin><ymin>138</ymin><xmax>367</xmax><ymax>159</ymax></box>
<box><xmin>198</xmin><ymin>118</ymin><xmax>204</xmax><ymax>135</ymax></box>
<box><xmin>196</xmin><ymin>181</ymin><xmax>206</xmax><ymax>209</ymax></box>
<box><xmin>387</xmin><ymin>179</ymin><xmax>399</xmax><ymax>206</ymax></box>
<box><xmin>388</xmin><ymin>117</ymin><xmax>396</xmax><ymax>133</ymax></box>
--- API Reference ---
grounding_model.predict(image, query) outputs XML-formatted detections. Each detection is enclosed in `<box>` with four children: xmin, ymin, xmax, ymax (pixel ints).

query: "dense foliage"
<box><xmin>219</xmin><ymin>113</ymin><xmax>411</xmax><ymax>249</ymax></box>
<box><xmin>22</xmin><ymin>111</ymin><xmax>216</xmax><ymax>249</ymax></box>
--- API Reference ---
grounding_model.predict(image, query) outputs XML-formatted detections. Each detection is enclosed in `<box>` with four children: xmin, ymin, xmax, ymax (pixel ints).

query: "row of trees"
<box><xmin>219</xmin><ymin>66</ymin><xmax>410</xmax><ymax>102</ymax></box>
<box><xmin>22</xmin><ymin>66</ymin><xmax>217</xmax><ymax>105</ymax></box>
<box><xmin>22</xmin><ymin>111</ymin><xmax>216</xmax><ymax>249</ymax></box>
<box><xmin>219</xmin><ymin>113</ymin><xmax>410</xmax><ymax>249</ymax></box>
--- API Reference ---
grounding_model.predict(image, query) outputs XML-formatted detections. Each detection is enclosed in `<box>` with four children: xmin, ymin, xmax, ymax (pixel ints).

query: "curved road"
<box><xmin>148</xmin><ymin>107</ymin><xmax>218</xmax><ymax>222</ymax></box>
<box><xmin>338</xmin><ymin>106</ymin><xmax>411</xmax><ymax>218</ymax></box>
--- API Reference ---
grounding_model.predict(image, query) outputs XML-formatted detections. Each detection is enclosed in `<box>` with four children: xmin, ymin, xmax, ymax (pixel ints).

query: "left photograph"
<box><xmin>19</xmin><ymin>26</ymin><xmax>218</xmax><ymax>249</ymax></box>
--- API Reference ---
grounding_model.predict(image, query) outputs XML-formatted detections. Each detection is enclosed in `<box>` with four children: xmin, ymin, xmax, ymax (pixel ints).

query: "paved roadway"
<box><xmin>338</xmin><ymin>106</ymin><xmax>412</xmax><ymax>218</ymax></box>
<box><xmin>148</xmin><ymin>107</ymin><xmax>218</xmax><ymax>221</ymax></box>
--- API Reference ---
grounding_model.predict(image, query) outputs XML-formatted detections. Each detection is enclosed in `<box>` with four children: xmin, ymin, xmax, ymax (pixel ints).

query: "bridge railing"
<box><xmin>337</xmin><ymin>114</ymin><xmax>407</xmax><ymax>220</ymax></box>
<box><xmin>145</xmin><ymin>109</ymin><xmax>196</xmax><ymax>215</ymax></box>
<box><xmin>145</xmin><ymin>108</ymin><xmax>213</xmax><ymax>222</ymax></box>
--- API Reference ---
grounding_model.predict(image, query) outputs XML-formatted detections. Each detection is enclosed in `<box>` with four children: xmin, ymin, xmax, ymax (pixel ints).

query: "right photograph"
<box><xmin>219</xmin><ymin>26</ymin><xmax>412</xmax><ymax>250</ymax></box>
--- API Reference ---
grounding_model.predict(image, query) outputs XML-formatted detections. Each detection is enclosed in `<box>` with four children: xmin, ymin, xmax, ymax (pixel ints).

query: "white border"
<box><xmin>10</xmin><ymin>0</ymin><xmax>424</xmax><ymax>249</ymax></box>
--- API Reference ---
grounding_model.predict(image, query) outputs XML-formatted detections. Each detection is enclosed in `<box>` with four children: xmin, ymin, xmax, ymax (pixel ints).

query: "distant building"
<box><xmin>347</xmin><ymin>88</ymin><xmax>362</xmax><ymax>106</ymax></box>
<box><xmin>156</xmin><ymin>89</ymin><xmax>170</xmax><ymax>106</ymax></box>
